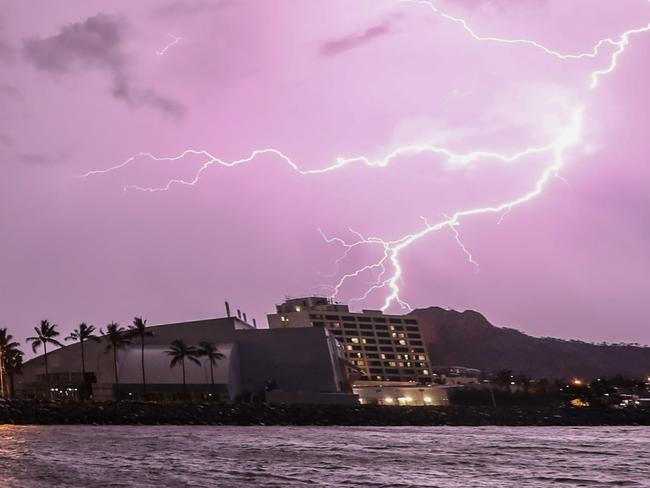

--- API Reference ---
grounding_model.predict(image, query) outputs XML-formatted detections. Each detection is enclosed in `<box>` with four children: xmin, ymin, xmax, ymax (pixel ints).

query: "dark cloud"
<box><xmin>0</xmin><ymin>133</ymin><xmax>12</xmax><ymax>146</ymax></box>
<box><xmin>152</xmin><ymin>0</ymin><xmax>227</xmax><ymax>18</ymax></box>
<box><xmin>0</xmin><ymin>84</ymin><xmax>18</xmax><ymax>96</ymax></box>
<box><xmin>320</xmin><ymin>20</ymin><xmax>394</xmax><ymax>58</ymax></box>
<box><xmin>18</xmin><ymin>153</ymin><xmax>57</xmax><ymax>165</ymax></box>
<box><xmin>23</xmin><ymin>14</ymin><xmax>185</xmax><ymax>118</ymax></box>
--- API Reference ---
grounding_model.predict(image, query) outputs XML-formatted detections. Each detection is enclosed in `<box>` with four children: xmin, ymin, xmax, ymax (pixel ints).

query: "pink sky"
<box><xmin>1</xmin><ymin>0</ymin><xmax>649</xmax><ymax>347</ymax></box>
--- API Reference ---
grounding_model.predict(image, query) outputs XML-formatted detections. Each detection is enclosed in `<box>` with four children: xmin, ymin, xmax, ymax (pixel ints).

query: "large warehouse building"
<box><xmin>15</xmin><ymin>315</ymin><xmax>356</xmax><ymax>404</ymax></box>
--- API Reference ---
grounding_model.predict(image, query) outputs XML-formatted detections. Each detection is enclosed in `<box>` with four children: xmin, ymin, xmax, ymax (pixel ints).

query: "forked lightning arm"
<box><xmin>79</xmin><ymin>1</ymin><xmax>650</xmax><ymax>311</ymax></box>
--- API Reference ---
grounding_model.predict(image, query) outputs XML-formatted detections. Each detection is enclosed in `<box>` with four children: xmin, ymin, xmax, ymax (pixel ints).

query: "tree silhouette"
<box><xmin>101</xmin><ymin>322</ymin><xmax>131</xmax><ymax>386</ymax></box>
<box><xmin>128</xmin><ymin>317</ymin><xmax>153</xmax><ymax>398</ymax></box>
<box><xmin>26</xmin><ymin>320</ymin><xmax>63</xmax><ymax>397</ymax></box>
<box><xmin>165</xmin><ymin>339</ymin><xmax>200</xmax><ymax>400</ymax></box>
<box><xmin>197</xmin><ymin>341</ymin><xmax>225</xmax><ymax>400</ymax></box>
<box><xmin>66</xmin><ymin>323</ymin><xmax>100</xmax><ymax>375</ymax></box>
<box><xmin>0</xmin><ymin>328</ymin><xmax>21</xmax><ymax>397</ymax></box>
<box><xmin>4</xmin><ymin>347</ymin><xmax>24</xmax><ymax>398</ymax></box>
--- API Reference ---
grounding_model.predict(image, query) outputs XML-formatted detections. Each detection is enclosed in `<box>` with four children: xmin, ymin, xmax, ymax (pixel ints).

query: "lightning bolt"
<box><xmin>326</xmin><ymin>108</ymin><xmax>582</xmax><ymax>310</ymax></box>
<box><xmin>401</xmin><ymin>0</ymin><xmax>650</xmax><ymax>89</ymax></box>
<box><xmin>156</xmin><ymin>34</ymin><xmax>183</xmax><ymax>56</ymax></box>
<box><xmin>78</xmin><ymin>2</ymin><xmax>650</xmax><ymax>312</ymax></box>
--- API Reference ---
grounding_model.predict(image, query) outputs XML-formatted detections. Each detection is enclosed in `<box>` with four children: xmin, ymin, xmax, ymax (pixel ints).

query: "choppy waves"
<box><xmin>0</xmin><ymin>425</ymin><xmax>646</xmax><ymax>487</ymax></box>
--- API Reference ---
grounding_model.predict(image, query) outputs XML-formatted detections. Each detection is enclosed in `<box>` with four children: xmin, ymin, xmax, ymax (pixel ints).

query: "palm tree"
<box><xmin>4</xmin><ymin>347</ymin><xmax>24</xmax><ymax>398</ymax></box>
<box><xmin>197</xmin><ymin>341</ymin><xmax>225</xmax><ymax>400</ymax></box>
<box><xmin>494</xmin><ymin>369</ymin><xmax>514</xmax><ymax>392</ymax></box>
<box><xmin>101</xmin><ymin>322</ymin><xmax>131</xmax><ymax>385</ymax></box>
<box><xmin>128</xmin><ymin>317</ymin><xmax>152</xmax><ymax>398</ymax></box>
<box><xmin>0</xmin><ymin>328</ymin><xmax>21</xmax><ymax>397</ymax></box>
<box><xmin>165</xmin><ymin>339</ymin><xmax>200</xmax><ymax>400</ymax></box>
<box><xmin>26</xmin><ymin>320</ymin><xmax>63</xmax><ymax>397</ymax></box>
<box><xmin>66</xmin><ymin>323</ymin><xmax>100</xmax><ymax>378</ymax></box>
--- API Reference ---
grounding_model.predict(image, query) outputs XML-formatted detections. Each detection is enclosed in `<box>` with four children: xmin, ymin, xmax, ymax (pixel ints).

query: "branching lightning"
<box><xmin>79</xmin><ymin>1</ymin><xmax>650</xmax><ymax>311</ymax></box>
<box><xmin>156</xmin><ymin>34</ymin><xmax>183</xmax><ymax>56</ymax></box>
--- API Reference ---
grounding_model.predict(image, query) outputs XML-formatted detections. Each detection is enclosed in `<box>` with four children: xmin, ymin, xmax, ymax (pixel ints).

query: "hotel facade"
<box><xmin>267</xmin><ymin>297</ymin><xmax>434</xmax><ymax>384</ymax></box>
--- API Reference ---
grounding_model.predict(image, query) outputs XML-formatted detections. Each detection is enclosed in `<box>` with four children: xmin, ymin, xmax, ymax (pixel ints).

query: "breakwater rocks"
<box><xmin>1</xmin><ymin>399</ymin><xmax>648</xmax><ymax>426</ymax></box>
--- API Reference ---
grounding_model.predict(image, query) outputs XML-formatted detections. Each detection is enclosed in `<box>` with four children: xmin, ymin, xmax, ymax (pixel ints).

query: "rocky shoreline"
<box><xmin>1</xmin><ymin>399</ymin><xmax>649</xmax><ymax>426</ymax></box>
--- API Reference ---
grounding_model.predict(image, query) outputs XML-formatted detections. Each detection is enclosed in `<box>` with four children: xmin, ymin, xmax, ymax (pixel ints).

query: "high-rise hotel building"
<box><xmin>267</xmin><ymin>297</ymin><xmax>433</xmax><ymax>383</ymax></box>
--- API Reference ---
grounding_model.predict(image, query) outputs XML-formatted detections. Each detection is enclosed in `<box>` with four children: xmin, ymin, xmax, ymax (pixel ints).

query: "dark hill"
<box><xmin>411</xmin><ymin>307</ymin><xmax>650</xmax><ymax>379</ymax></box>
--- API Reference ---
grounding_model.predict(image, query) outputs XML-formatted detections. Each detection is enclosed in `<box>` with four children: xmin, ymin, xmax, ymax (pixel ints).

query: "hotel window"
<box><xmin>346</xmin><ymin>345</ymin><xmax>353</xmax><ymax>351</ymax></box>
<box><xmin>396</xmin><ymin>347</ymin><xmax>408</xmax><ymax>353</ymax></box>
<box><xmin>391</xmin><ymin>332</ymin><xmax>397</xmax><ymax>338</ymax></box>
<box><xmin>342</xmin><ymin>316</ymin><xmax>355</xmax><ymax>321</ymax></box>
<box><xmin>417</xmin><ymin>355</ymin><xmax>426</xmax><ymax>360</ymax></box>
<box><xmin>377</xmin><ymin>332</ymin><xmax>389</xmax><ymax>338</ymax></box>
<box><xmin>356</xmin><ymin>352</ymin><xmax>362</xmax><ymax>358</ymax></box>
<box><xmin>330</xmin><ymin>322</ymin><xmax>341</xmax><ymax>328</ymax></box>
<box><xmin>312</xmin><ymin>321</ymin><xmax>325</xmax><ymax>327</ymax></box>
<box><xmin>389</xmin><ymin>325</ymin><xmax>395</xmax><ymax>331</ymax></box>
<box><xmin>361</xmin><ymin>338</ymin><xmax>367</xmax><ymax>344</ymax></box>
<box><xmin>398</xmin><ymin>339</ymin><xmax>407</xmax><ymax>346</ymax></box>
<box><xmin>407</xmin><ymin>333</ymin><xmax>420</xmax><ymax>339</ymax></box>
<box><xmin>398</xmin><ymin>333</ymin><xmax>405</xmax><ymax>338</ymax></box>
<box><xmin>411</xmin><ymin>340</ymin><xmax>423</xmax><ymax>346</ymax></box>
<box><xmin>359</xmin><ymin>323</ymin><xmax>373</xmax><ymax>330</ymax></box>
<box><xmin>356</xmin><ymin>360</ymin><xmax>366</xmax><ymax>367</ymax></box>
<box><xmin>404</xmin><ymin>319</ymin><xmax>417</xmax><ymax>325</ymax></box>
<box><xmin>389</xmin><ymin>318</ymin><xmax>403</xmax><ymax>324</ymax></box>
<box><xmin>380</xmin><ymin>353</ymin><xmax>387</xmax><ymax>359</ymax></box>
<box><xmin>358</xmin><ymin>317</ymin><xmax>371</xmax><ymax>322</ymax></box>
<box><xmin>422</xmin><ymin>370</ymin><xmax>429</xmax><ymax>375</ymax></box>
<box><xmin>372</xmin><ymin>317</ymin><xmax>387</xmax><ymax>323</ymax></box>
<box><xmin>406</xmin><ymin>326</ymin><xmax>418</xmax><ymax>332</ymax></box>
<box><xmin>380</xmin><ymin>346</ymin><xmax>393</xmax><ymax>352</ymax></box>
<box><xmin>364</xmin><ymin>345</ymin><xmax>378</xmax><ymax>351</ymax></box>
<box><xmin>361</xmin><ymin>331</ymin><xmax>374</xmax><ymax>337</ymax></box>
<box><xmin>367</xmin><ymin>354</ymin><xmax>380</xmax><ymax>359</ymax></box>
<box><xmin>378</xmin><ymin>339</ymin><xmax>391</xmax><ymax>345</ymax></box>
<box><xmin>350</xmin><ymin>337</ymin><xmax>360</xmax><ymax>344</ymax></box>
<box><xmin>369</xmin><ymin>361</ymin><xmax>382</xmax><ymax>366</ymax></box>
<box><xmin>387</xmin><ymin>361</ymin><xmax>397</xmax><ymax>367</ymax></box>
<box><xmin>375</xmin><ymin>324</ymin><xmax>388</xmax><ymax>330</ymax></box>
<box><xmin>325</xmin><ymin>315</ymin><xmax>339</xmax><ymax>320</ymax></box>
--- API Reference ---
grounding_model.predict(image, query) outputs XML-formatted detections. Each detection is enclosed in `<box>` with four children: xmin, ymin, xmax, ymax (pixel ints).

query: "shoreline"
<box><xmin>1</xmin><ymin>400</ymin><xmax>649</xmax><ymax>426</ymax></box>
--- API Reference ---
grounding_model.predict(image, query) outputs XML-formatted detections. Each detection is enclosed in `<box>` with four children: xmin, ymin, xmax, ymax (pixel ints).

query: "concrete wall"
<box><xmin>15</xmin><ymin>316</ymin><xmax>351</xmax><ymax>402</ymax></box>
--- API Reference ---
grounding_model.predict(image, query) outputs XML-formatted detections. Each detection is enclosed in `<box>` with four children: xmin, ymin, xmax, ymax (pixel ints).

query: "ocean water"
<box><xmin>0</xmin><ymin>425</ymin><xmax>646</xmax><ymax>487</ymax></box>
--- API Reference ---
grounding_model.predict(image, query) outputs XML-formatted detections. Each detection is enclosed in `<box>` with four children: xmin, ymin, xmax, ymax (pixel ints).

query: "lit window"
<box><xmin>389</xmin><ymin>325</ymin><xmax>395</xmax><ymax>331</ymax></box>
<box><xmin>398</xmin><ymin>333</ymin><xmax>405</xmax><ymax>338</ymax></box>
<box><xmin>357</xmin><ymin>360</ymin><xmax>366</xmax><ymax>367</ymax></box>
<box><xmin>424</xmin><ymin>396</ymin><xmax>433</xmax><ymax>403</ymax></box>
<box><xmin>384</xmin><ymin>397</ymin><xmax>394</xmax><ymax>404</ymax></box>
<box><xmin>418</xmin><ymin>355</ymin><xmax>425</xmax><ymax>360</ymax></box>
<box><xmin>346</xmin><ymin>345</ymin><xmax>353</xmax><ymax>351</ymax></box>
<box><xmin>391</xmin><ymin>332</ymin><xmax>397</xmax><ymax>338</ymax></box>
<box><xmin>295</xmin><ymin>306</ymin><xmax>301</xmax><ymax>312</ymax></box>
<box><xmin>361</xmin><ymin>338</ymin><xmax>367</xmax><ymax>344</ymax></box>
<box><xmin>350</xmin><ymin>337</ymin><xmax>360</xmax><ymax>343</ymax></box>
<box><xmin>403</xmin><ymin>354</ymin><xmax>409</xmax><ymax>360</ymax></box>
<box><xmin>388</xmin><ymin>361</ymin><xmax>397</xmax><ymax>367</ymax></box>
<box><xmin>423</xmin><ymin>370</ymin><xmax>429</xmax><ymax>375</ymax></box>
<box><xmin>380</xmin><ymin>354</ymin><xmax>386</xmax><ymax>359</ymax></box>
<box><xmin>398</xmin><ymin>340</ymin><xmax>407</xmax><ymax>346</ymax></box>
<box><xmin>356</xmin><ymin>352</ymin><xmax>362</xmax><ymax>358</ymax></box>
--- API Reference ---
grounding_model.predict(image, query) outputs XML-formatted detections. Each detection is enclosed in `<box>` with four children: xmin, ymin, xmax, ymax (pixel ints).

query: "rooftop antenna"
<box><xmin>225</xmin><ymin>301</ymin><xmax>231</xmax><ymax>317</ymax></box>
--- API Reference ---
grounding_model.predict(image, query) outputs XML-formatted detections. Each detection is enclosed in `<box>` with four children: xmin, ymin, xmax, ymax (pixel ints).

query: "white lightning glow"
<box><xmin>327</xmin><ymin>109</ymin><xmax>583</xmax><ymax>310</ymax></box>
<box><xmin>156</xmin><ymin>34</ymin><xmax>183</xmax><ymax>56</ymax></box>
<box><xmin>402</xmin><ymin>0</ymin><xmax>650</xmax><ymax>89</ymax></box>
<box><xmin>78</xmin><ymin>1</ymin><xmax>650</xmax><ymax>312</ymax></box>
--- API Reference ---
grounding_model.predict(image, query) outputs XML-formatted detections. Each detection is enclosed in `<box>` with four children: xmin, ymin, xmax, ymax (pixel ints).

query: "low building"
<box><xmin>15</xmin><ymin>316</ymin><xmax>356</xmax><ymax>404</ymax></box>
<box><xmin>268</xmin><ymin>297</ymin><xmax>434</xmax><ymax>384</ymax></box>
<box><xmin>354</xmin><ymin>381</ymin><xmax>449</xmax><ymax>406</ymax></box>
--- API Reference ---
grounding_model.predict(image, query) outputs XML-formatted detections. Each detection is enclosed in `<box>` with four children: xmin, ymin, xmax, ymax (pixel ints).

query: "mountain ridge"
<box><xmin>411</xmin><ymin>306</ymin><xmax>650</xmax><ymax>379</ymax></box>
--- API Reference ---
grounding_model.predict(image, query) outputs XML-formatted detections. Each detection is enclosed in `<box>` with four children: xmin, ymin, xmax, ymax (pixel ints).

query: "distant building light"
<box><xmin>424</xmin><ymin>396</ymin><xmax>433</xmax><ymax>403</ymax></box>
<box><xmin>295</xmin><ymin>306</ymin><xmax>301</xmax><ymax>312</ymax></box>
<box><xmin>384</xmin><ymin>397</ymin><xmax>394</xmax><ymax>404</ymax></box>
<box><xmin>573</xmin><ymin>379</ymin><xmax>583</xmax><ymax>386</ymax></box>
